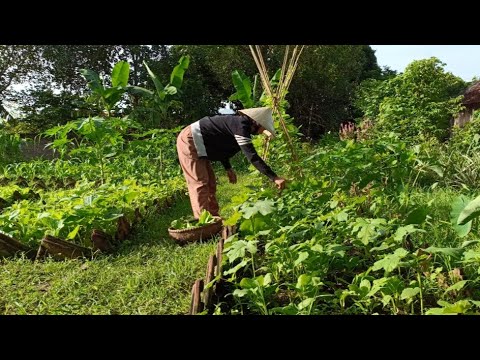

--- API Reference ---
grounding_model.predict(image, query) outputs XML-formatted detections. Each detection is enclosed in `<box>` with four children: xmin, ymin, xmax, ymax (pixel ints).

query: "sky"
<box><xmin>371</xmin><ymin>45</ymin><xmax>480</xmax><ymax>82</ymax></box>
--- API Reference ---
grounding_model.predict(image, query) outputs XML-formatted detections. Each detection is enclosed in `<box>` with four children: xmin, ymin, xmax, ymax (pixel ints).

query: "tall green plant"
<box><xmin>80</xmin><ymin>60</ymin><xmax>130</xmax><ymax>117</ymax></box>
<box><xmin>229</xmin><ymin>70</ymin><xmax>259</xmax><ymax>108</ymax></box>
<box><xmin>44</xmin><ymin>117</ymin><xmax>135</xmax><ymax>184</ymax></box>
<box><xmin>229</xmin><ymin>69</ymin><xmax>282</xmax><ymax>110</ymax></box>
<box><xmin>0</xmin><ymin>125</ymin><xmax>22</xmax><ymax>167</ymax></box>
<box><xmin>128</xmin><ymin>56</ymin><xmax>189</xmax><ymax>127</ymax></box>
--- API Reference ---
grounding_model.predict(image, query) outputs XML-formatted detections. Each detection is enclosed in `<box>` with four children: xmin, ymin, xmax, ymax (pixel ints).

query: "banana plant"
<box><xmin>128</xmin><ymin>56</ymin><xmax>190</xmax><ymax>127</ymax></box>
<box><xmin>229</xmin><ymin>69</ymin><xmax>282</xmax><ymax>109</ymax></box>
<box><xmin>80</xmin><ymin>61</ymin><xmax>130</xmax><ymax>117</ymax></box>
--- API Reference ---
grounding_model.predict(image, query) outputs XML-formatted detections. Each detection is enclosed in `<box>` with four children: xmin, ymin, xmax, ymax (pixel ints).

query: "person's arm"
<box><xmin>239</xmin><ymin>141</ymin><xmax>277</xmax><ymax>180</ymax></box>
<box><xmin>240</xmin><ymin>143</ymin><xmax>285</xmax><ymax>189</ymax></box>
<box><xmin>233</xmin><ymin>117</ymin><xmax>286</xmax><ymax>189</ymax></box>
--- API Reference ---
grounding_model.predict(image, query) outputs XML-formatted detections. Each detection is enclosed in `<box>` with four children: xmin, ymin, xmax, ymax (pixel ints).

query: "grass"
<box><xmin>0</xmin><ymin>171</ymin><xmax>256</xmax><ymax>315</ymax></box>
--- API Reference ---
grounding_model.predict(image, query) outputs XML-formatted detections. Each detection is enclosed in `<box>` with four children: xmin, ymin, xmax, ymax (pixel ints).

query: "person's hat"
<box><xmin>238</xmin><ymin>107</ymin><xmax>276</xmax><ymax>137</ymax></box>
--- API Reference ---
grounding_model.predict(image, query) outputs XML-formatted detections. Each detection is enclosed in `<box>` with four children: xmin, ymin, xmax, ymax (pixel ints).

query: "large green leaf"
<box><xmin>296</xmin><ymin>274</ymin><xmax>311</xmax><ymax>288</ymax></box>
<box><xmin>103</xmin><ymin>88</ymin><xmax>124</xmax><ymax>109</ymax></box>
<box><xmin>405</xmin><ymin>207</ymin><xmax>428</xmax><ymax>225</ymax></box>
<box><xmin>372</xmin><ymin>248</ymin><xmax>408</xmax><ymax>273</ymax></box>
<box><xmin>67</xmin><ymin>225</ymin><xmax>81</xmax><ymax>240</ymax></box>
<box><xmin>80</xmin><ymin>69</ymin><xmax>104</xmax><ymax>95</ymax></box>
<box><xmin>393</xmin><ymin>224</ymin><xmax>425</xmax><ymax>242</ymax></box>
<box><xmin>127</xmin><ymin>86</ymin><xmax>154</xmax><ymax>97</ymax></box>
<box><xmin>457</xmin><ymin>194</ymin><xmax>480</xmax><ymax>225</ymax></box>
<box><xmin>445</xmin><ymin>280</ymin><xmax>467</xmax><ymax>294</ymax></box>
<box><xmin>230</xmin><ymin>70</ymin><xmax>254</xmax><ymax>108</ymax></box>
<box><xmin>351</xmin><ymin>218</ymin><xmax>386</xmax><ymax>245</ymax></box>
<box><xmin>224</xmin><ymin>211</ymin><xmax>242</xmax><ymax>226</ymax></box>
<box><xmin>225</xmin><ymin>240</ymin><xmax>248</xmax><ymax>263</ymax></box>
<box><xmin>143</xmin><ymin>61</ymin><xmax>164</xmax><ymax>98</ymax></box>
<box><xmin>425</xmin><ymin>300</ymin><xmax>471</xmax><ymax>315</ymax></box>
<box><xmin>424</xmin><ymin>246</ymin><xmax>463</xmax><ymax>258</ymax></box>
<box><xmin>297</xmin><ymin>298</ymin><xmax>314</xmax><ymax>311</ymax></box>
<box><xmin>242</xmin><ymin>199</ymin><xmax>274</xmax><ymax>219</ymax></box>
<box><xmin>111</xmin><ymin>61</ymin><xmax>130</xmax><ymax>87</ymax></box>
<box><xmin>240</xmin><ymin>277</ymin><xmax>258</xmax><ymax>289</ymax></box>
<box><xmin>169</xmin><ymin>55</ymin><xmax>190</xmax><ymax>89</ymax></box>
<box><xmin>294</xmin><ymin>251</ymin><xmax>309</xmax><ymax>266</ymax></box>
<box><xmin>239</xmin><ymin>215</ymin><xmax>269</xmax><ymax>235</ymax></box>
<box><xmin>450</xmin><ymin>195</ymin><xmax>472</xmax><ymax>237</ymax></box>
<box><xmin>400</xmin><ymin>287</ymin><xmax>420</xmax><ymax>300</ymax></box>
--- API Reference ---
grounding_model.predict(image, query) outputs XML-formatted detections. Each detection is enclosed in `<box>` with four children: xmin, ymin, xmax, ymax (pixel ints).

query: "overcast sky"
<box><xmin>371</xmin><ymin>45</ymin><xmax>480</xmax><ymax>82</ymax></box>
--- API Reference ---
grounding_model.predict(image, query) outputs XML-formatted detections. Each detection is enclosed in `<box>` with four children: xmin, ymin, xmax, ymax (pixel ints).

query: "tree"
<box><xmin>19</xmin><ymin>87</ymin><xmax>93</xmax><ymax>133</ymax></box>
<box><xmin>0</xmin><ymin>45</ymin><xmax>44</xmax><ymax>115</ymax></box>
<box><xmin>40</xmin><ymin>46</ymin><xmax>116</xmax><ymax>93</ymax></box>
<box><xmin>168</xmin><ymin>45</ymin><xmax>257</xmax><ymax>123</ymax></box>
<box><xmin>168</xmin><ymin>45</ymin><xmax>381</xmax><ymax>137</ymax></box>
<box><xmin>356</xmin><ymin>57</ymin><xmax>466</xmax><ymax>143</ymax></box>
<box><xmin>287</xmin><ymin>45</ymin><xmax>382</xmax><ymax>138</ymax></box>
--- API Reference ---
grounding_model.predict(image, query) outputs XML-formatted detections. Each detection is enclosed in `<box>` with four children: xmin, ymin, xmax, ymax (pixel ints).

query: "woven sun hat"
<box><xmin>238</xmin><ymin>107</ymin><xmax>276</xmax><ymax>137</ymax></box>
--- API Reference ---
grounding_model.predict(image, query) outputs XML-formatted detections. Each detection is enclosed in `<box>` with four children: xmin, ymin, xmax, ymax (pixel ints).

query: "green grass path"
<box><xmin>0</xmin><ymin>173</ymin><xmax>255</xmax><ymax>314</ymax></box>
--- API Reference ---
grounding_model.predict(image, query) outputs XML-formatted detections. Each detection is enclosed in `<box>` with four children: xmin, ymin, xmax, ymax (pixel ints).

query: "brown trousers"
<box><xmin>176</xmin><ymin>125</ymin><xmax>219</xmax><ymax>219</ymax></box>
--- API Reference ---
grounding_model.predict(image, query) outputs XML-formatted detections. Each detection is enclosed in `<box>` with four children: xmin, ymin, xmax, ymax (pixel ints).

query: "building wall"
<box><xmin>453</xmin><ymin>107</ymin><xmax>474</xmax><ymax>128</ymax></box>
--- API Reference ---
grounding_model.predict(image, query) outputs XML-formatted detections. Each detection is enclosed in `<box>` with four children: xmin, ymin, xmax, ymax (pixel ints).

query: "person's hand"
<box><xmin>227</xmin><ymin>168</ymin><xmax>237</xmax><ymax>184</ymax></box>
<box><xmin>273</xmin><ymin>177</ymin><xmax>286</xmax><ymax>190</ymax></box>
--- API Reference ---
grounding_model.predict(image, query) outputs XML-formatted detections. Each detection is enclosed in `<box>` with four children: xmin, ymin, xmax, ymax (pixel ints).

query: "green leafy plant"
<box><xmin>356</xmin><ymin>57</ymin><xmax>465</xmax><ymax>145</ymax></box>
<box><xmin>80</xmin><ymin>61</ymin><xmax>130</xmax><ymax>117</ymax></box>
<box><xmin>170</xmin><ymin>209</ymin><xmax>216</xmax><ymax>230</ymax></box>
<box><xmin>128</xmin><ymin>56</ymin><xmax>189</xmax><ymax>127</ymax></box>
<box><xmin>0</xmin><ymin>126</ymin><xmax>23</xmax><ymax>167</ymax></box>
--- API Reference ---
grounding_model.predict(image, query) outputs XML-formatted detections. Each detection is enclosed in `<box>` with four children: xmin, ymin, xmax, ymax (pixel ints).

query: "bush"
<box><xmin>356</xmin><ymin>57</ymin><xmax>466</xmax><ymax>145</ymax></box>
<box><xmin>0</xmin><ymin>123</ymin><xmax>23</xmax><ymax>167</ymax></box>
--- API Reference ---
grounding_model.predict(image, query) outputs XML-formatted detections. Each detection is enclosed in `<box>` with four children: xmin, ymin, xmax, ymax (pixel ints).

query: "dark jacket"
<box><xmin>191</xmin><ymin>114</ymin><xmax>277</xmax><ymax>181</ymax></box>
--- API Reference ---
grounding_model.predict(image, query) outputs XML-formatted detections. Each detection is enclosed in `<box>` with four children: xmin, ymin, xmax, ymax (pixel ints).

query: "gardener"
<box><xmin>176</xmin><ymin>107</ymin><xmax>286</xmax><ymax>219</ymax></box>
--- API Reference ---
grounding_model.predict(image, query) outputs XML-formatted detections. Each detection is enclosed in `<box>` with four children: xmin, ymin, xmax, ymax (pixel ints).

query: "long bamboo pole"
<box><xmin>250</xmin><ymin>45</ymin><xmax>302</xmax><ymax>163</ymax></box>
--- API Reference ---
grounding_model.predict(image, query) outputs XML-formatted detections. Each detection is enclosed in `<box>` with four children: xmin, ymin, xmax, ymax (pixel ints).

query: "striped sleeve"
<box><xmin>234</xmin><ymin>134</ymin><xmax>252</xmax><ymax>146</ymax></box>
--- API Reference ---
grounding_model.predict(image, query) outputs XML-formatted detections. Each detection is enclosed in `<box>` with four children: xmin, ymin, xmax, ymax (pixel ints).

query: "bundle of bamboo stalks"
<box><xmin>249</xmin><ymin>45</ymin><xmax>304</xmax><ymax>161</ymax></box>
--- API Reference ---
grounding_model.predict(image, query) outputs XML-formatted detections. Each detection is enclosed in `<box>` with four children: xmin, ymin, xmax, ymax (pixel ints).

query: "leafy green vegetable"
<box><xmin>170</xmin><ymin>210</ymin><xmax>218</xmax><ymax>230</ymax></box>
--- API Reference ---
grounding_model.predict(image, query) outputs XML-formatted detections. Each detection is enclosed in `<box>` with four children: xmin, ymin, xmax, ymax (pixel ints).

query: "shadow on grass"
<box><xmin>118</xmin><ymin>171</ymin><xmax>257</xmax><ymax>254</ymax></box>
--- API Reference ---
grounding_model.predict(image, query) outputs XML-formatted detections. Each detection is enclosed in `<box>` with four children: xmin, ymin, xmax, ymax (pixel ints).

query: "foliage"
<box><xmin>0</xmin><ymin>172</ymin><xmax>253</xmax><ymax>315</ymax></box>
<box><xmin>46</xmin><ymin>118</ymin><xmax>117</xmax><ymax>177</ymax></box>
<box><xmin>437</xmin><ymin>111</ymin><xmax>480</xmax><ymax>189</ymax></box>
<box><xmin>0</xmin><ymin>125</ymin><xmax>23</xmax><ymax>167</ymax></box>
<box><xmin>80</xmin><ymin>61</ymin><xmax>131</xmax><ymax>117</ymax></box>
<box><xmin>356</xmin><ymin>57</ymin><xmax>466</xmax><ymax>144</ymax></box>
<box><xmin>128</xmin><ymin>56</ymin><xmax>190</xmax><ymax>128</ymax></box>
<box><xmin>171</xmin><ymin>45</ymin><xmax>381</xmax><ymax>136</ymax></box>
<box><xmin>287</xmin><ymin>45</ymin><xmax>383</xmax><ymax>138</ymax></box>
<box><xmin>170</xmin><ymin>210</ymin><xmax>216</xmax><ymax>230</ymax></box>
<box><xmin>0</xmin><ymin>46</ymin><xmax>43</xmax><ymax>101</ymax></box>
<box><xmin>448</xmin><ymin>109</ymin><xmax>480</xmax><ymax>154</ymax></box>
<box><xmin>169</xmin><ymin>45</ymin><xmax>256</xmax><ymax>122</ymax></box>
<box><xmin>40</xmin><ymin>45</ymin><xmax>168</xmax><ymax>93</ymax></box>
<box><xmin>214</xmin><ymin>126</ymin><xmax>480</xmax><ymax>315</ymax></box>
<box><xmin>229</xmin><ymin>70</ymin><xmax>260</xmax><ymax>109</ymax></box>
<box><xmin>19</xmin><ymin>88</ymin><xmax>95</xmax><ymax>132</ymax></box>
